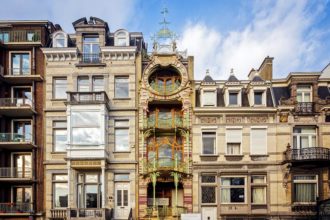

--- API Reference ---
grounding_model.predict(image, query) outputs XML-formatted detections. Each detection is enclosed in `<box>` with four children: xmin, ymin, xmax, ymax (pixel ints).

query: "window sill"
<box><xmin>51</xmin><ymin>152</ymin><xmax>66</xmax><ymax>154</ymax></box>
<box><xmin>113</xmin><ymin>151</ymin><xmax>131</xmax><ymax>153</ymax></box>
<box><xmin>200</xmin><ymin>154</ymin><xmax>219</xmax><ymax>157</ymax></box>
<box><xmin>51</xmin><ymin>98</ymin><xmax>66</xmax><ymax>101</ymax></box>
<box><xmin>200</xmin><ymin>154</ymin><xmax>218</xmax><ymax>161</ymax></box>
<box><xmin>224</xmin><ymin>154</ymin><xmax>244</xmax><ymax>161</ymax></box>
<box><xmin>113</xmin><ymin>98</ymin><xmax>131</xmax><ymax>100</ymax></box>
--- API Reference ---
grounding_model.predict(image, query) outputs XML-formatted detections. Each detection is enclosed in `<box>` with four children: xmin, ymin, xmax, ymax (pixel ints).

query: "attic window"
<box><xmin>254</xmin><ymin>91</ymin><xmax>263</xmax><ymax>105</ymax></box>
<box><xmin>229</xmin><ymin>92</ymin><xmax>238</xmax><ymax>105</ymax></box>
<box><xmin>53</xmin><ymin>32</ymin><xmax>67</xmax><ymax>48</ymax></box>
<box><xmin>202</xmin><ymin>91</ymin><xmax>216</xmax><ymax>107</ymax></box>
<box><xmin>114</xmin><ymin>30</ymin><xmax>129</xmax><ymax>46</ymax></box>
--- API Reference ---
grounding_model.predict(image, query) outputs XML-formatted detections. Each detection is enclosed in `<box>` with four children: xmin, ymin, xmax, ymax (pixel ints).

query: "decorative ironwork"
<box><xmin>0</xmin><ymin>133</ymin><xmax>32</xmax><ymax>143</ymax></box>
<box><xmin>295</xmin><ymin>102</ymin><xmax>314</xmax><ymax>115</ymax></box>
<box><xmin>50</xmin><ymin>209</ymin><xmax>67</xmax><ymax>220</ymax></box>
<box><xmin>285</xmin><ymin>147</ymin><xmax>330</xmax><ymax>162</ymax></box>
<box><xmin>79</xmin><ymin>53</ymin><xmax>101</xmax><ymax>64</ymax></box>
<box><xmin>201</xmin><ymin>175</ymin><xmax>216</xmax><ymax>183</ymax></box>
<box><xmin>0</xmin><ymin>203</ymin><xmax>33</xmax><ymax>213</ymax></box>
<box><xmin>67</xmin><ymin>91</ymin><xmax>109</xmax><ymax>107</ymax></box>
<box><xmin>0</xmin><ymin>167</ymin><xmax>32</xmax><ymax>178</ymax></box>
<box><xmin>68</xmin><ymin>208</ymin><xmax>109</xmax><ymax>218</ymax></box>
<box><xmin>146</xmin><ymin>110</ymin><xmax>184</xmax><ymax>129</ymax></box>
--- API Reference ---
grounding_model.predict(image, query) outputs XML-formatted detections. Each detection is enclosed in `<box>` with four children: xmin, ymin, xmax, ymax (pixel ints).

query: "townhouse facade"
<box><xmin>193</xmin><ymin>57</ymin><xmax>330</xmax><ymax>220</ymax></box>
<box><xmin>0</xmin><ymin>20</ymin><xmax>54</xmax><ymax>220</ymax></box>
<box><xmin>0</xmin><ymin>15</ymin><xmax>329</xmax><ymax>220</ymax></box>
<box><xmin>41</xmin><ymin>17</ymin><xmax>145</xmax><ymax>220</ymax></box>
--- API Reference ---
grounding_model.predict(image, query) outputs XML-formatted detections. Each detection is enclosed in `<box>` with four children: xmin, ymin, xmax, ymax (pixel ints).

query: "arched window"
<box><xmin>53</xmin><ymin>32</ymin><xmax>67</xmax><ymax>48</ymax></box>
<box><xmin>114</xmin><ymin>30</ymin><xmax>129</xmax><ymax>46</ymax></box>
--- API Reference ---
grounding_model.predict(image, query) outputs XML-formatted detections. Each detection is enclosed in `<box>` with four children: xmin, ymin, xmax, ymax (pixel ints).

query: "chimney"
<box><xmin>258</xmin><ymin>56</ymin><xmax>273</xmax><ymax>81</ymax></box>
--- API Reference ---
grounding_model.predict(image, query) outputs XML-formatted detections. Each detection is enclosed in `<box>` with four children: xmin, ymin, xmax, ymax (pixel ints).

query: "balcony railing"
<box><xmin>285</xmin><ymin>147</ymin><xmax>330</xmax><ymax>162</ymax></box>
<box><xmin>0</xmin><ymin>98</ymin><xmax>33</xmax><ymax>108</ymax></box>
<box><xmin>79</xmin><ymin>53</ymin><xmax>101</xmax><ymax>64</ymax></box>
<box><xmin>0</xmin><ymin>167</ymin><xmax>32</xmax><ymax>178</ymax></box>
<box><xmin>0</xmin><ymin>203</ymin><xmax>33</xmax><ymax>213</ymax></box>
<box><xmin>8</xmin><ymin>68</ymin><xmax>32</xmax><ymax>76</ymax></box>
<box><xmin>68</xmin><ymin>208</ymin><xmax>110</xmax><ymax>219</ymax></box>
<box><xmin>146</xmin><ymin>206</ymin><xmax>187</xmax><ymax>217</ymax></box>
<box><xmin>295</xmin><ymin>102</ymin><xmax>314</xmax><ymax>115</ymax></box>
<box><xmin>150</xmin><ymin>82</ymin><xmax>180</xmax><ymax>95</ymax></box>
<box><xmin>0</xmin><ymin>30</ymin><xmax>41</xmax><ymax>43</ymax></box>
<box><xmin>67</xmin><ymin>91</ymin><xmax>109</xmax><ymax>106</ymax></box>
<box><xmin>146</xmin><ymin>114</ymin><xmax>184</xmax><ymax>129</ymax></box>
<box><xmin>0</xmin><ymin>133</ymin><xmax>32</xmax><ymax>143</ymax></box>
<box><xmin>144</xmin><ymin>158</ymin><xmax>188</xmax><ymax>173</ymax></box>
<box><xmin>50</xmin><ymin>209</ymin><xmax>67</xmax><ymax>220</ymax></box>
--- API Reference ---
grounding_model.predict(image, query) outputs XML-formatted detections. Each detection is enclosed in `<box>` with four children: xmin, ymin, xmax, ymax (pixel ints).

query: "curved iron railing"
<box><xmin>149</xmin><ymin>81</ymin><xmax>180</xmax><ymax>95</ymax></box>
<box><xmin>146</xmin><ymin>114</ymin><xmax>183</xmax><ymax>129</ymax></box>
<box><xmin>144</xmin><ymin>158</ymin><xmax>188</xmax><ymax>173</ymax></box>
<box><xmin>285</xmin><ymin>147</ymin><xmax>330</xmax><ymax>161</ymax></box>
<box><xmin>295</xmin><ymin>102</ymin><xmax>314</xmax><ymax>115</ymax></box>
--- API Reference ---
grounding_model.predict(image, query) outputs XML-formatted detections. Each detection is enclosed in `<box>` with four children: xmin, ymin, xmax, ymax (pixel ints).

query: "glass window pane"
<box><xmin>231</xmin><ymin>188</ymin><xmax>245</xmax><ymax>203</ymax></box>
<box><xmin>71</xmin><ymin>111</ymin><xmax>100</xmax><ymax>126</ymax></box>
<box><xmin>201</xmin><ymin>186</ymin><xmax>216</xmax><ymax>203</ymax></box>
<box><xmin>93</xmin><ymin>77</ymin><xmax>104</xmax><ymax>92</ymax></box>
<box><xmin>227</xmin><ymin>143</ymin><xmax>240</xmax><ymax>155</ymax></box>
<box><xmin>54</xmin><ymin>121</ymin><xmax>67</xmax><ymax>128</ymax></box>
<box><xmin>123</xmin><ymin>190</ymin><xmax>128</xmax><ymax>206</ymax></box>
<box><xmin>115</xmin><ymin>77</ymin><xmax>129</xmax><ymax>98</ymax></box>
<box><xmin>251</xmin><ymin>176</ymin><xmax>266</xmax><ymax>184</ymax></box>
<box><xmin>85</xmin><ymin>174</ymin><xmax>98</xmax><ymax>183</ymax></box>
<box><xmin>229</xmin><ymin>93</ymin><xmax>238</xmax><ymax>105</ymax></box>
<box><xmin>72</xmin><ymin>128</ymin><xmax>101</xmax><ymax>145</ymax></box>
<box><xmin>115</xmin><ymin>128</ymin><xmax>129</xmax><ymax>151</ymax></box>
<box><xmin>202</xmin><ymin>132</ymin><xmax>215</xmax><ymax>155</ymax></box>
<box><xmin>115</xmin><ymin>174</ymin><xmax>130</xmax><ymax>181</ymax></box>
<box><xmin>203</xmin><ymin>91</ymin><xmax>216</xmax><ymax>106</ymax></box>
<box><xmin>115</xmin><ymin>120</ymin><xmax>129</xmax><ymax>127</ymax></box>
<box><xmin>54</xmin><ymin>183</ymin><xmax>68</xmax><ymax>208</ymax></box>
<box><xmin>294</xmin><ymin>183</ymin><xmax>316</xmax><ymax>202</ymax></box>
<box><xmin>201</xmin><ymin>175</ymin><xmax>216</xmax><ymax>183</ymax></box>
<box><xmin>54</xmin><ymin>174</ymin><xmax>68</xmax><ymax>181</ymax></box>
<box><xmin>85</xmin><ymin>185</ymin><xmax>98</xmax><ymax>208</ymax></box>
<box><xmin>254</xmin><ymin>92</ymin><xmax>263</xmax><ymax>105</ymax></box>
<box><xmin>252</xmin><ymin>187</ymin><xmax>266</xmax><ymax>204</ymax></box>
<box><xmin>78</xmin><ymin>77</ymin><xmax>90</xmax><ymax>92</ymax></box>
<box><xmin>54</xmin><ymin>78</ymin><xmax>67</xmax><ymax>99</ymax></box>
<box><xmin>54</xmin><ymin>129</ymin><xmax>67</xmax><ymax>152</ymax></box>
<box><xmin>117</xmin><ymin>190</ymin><xmax>122</xmax><ymax>206</ymax></box>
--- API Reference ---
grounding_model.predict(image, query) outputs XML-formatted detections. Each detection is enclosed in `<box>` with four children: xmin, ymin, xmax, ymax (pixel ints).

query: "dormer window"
<box><xmin>229</xmin><ymin>92</ymin><xmax>238</xmax><ymax>105</ymax></box>
<box><xmin>114</xmin><ymin>30</ymin><xmax>129</xmax><ymax>46</ymax></box>
<box><xmin>202</xmin><ymin>90</ymin><xmax>216</xmax><ymax>107</ymax></box>
<box><xmin>254</xmin><ymin>91</ymin><xmax>263</xmax><ymax>105</ymax></box>
<box><xmin>297</xmin><ymin>85</ymin><xmax>312</xmax><ymax>102</ymax></box>
<box><xmin>53</xmin><ymin>32</ymin><xmax>67</xmax><ymax>48</ymax></box>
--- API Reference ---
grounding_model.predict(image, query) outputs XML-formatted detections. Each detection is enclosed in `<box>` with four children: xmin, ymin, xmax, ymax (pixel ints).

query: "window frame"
<box><xmin>293</xmin><ymin>174</ymin><xmax>318</xmax><ymax>204</ymax></box>
<box><xmin>225</xmin><ymin>127</ymin><xmax>242</xmax><ymax>156</ymax></box>
<box><xmin>10</xmin><ymin>51</ymin><xmax>31</xmax><ymax>75</ymax></box>
<box><xmin>53</xmin><ymin>77</ymin><xmax>67</xmax><ymax>100</ymax></box>
<box><xmin>253</xmin><ymin>90</ymin><xmax>264</xmax><ymax>106</ymax></box>
<box><xmin>53</xmin><ymin>121</ymin><xmax>67</xmax><ymax>152</ymax></box>
<box><xmin>114</xmin><ymin>76</ymin><xmax>129</xmax><ymax>99</ymax></box>
<box><xmin>251</xmin><ymin>175</ymin><xmax>267</xmax><ymax>205</ymax></box>
<box><xmin>250</xmin><ymin>126</ymin><xmax>268</xmax><ymax>155</ymax></box>
<box><xmin>200</xmin><ymin>174</ymin><xmax>217</xmax><ymax>205</ymax></box>
<box><xmin>52</xmin><ymin>174</ymin><xmax>68</xmax><ymax>209</ymax></box>
<box><xmin>114</xmin><ymin>120</ymin><xmax>130</xmax><ymax>152</ymax></box>
<box><xmin>201</xmin><ymin>131</ymin><xmax>217</xmax><ymax>155</ymax></box>
<box><xmin>77</xmin><ymin>173</ymin><xmax>102</xmax><ymax>208</ymax></box>
<box><xmin>220</xmin><ymin>176</ymin><xmax>247</xmax><ymax>204</ymax></box>
<box><xmin>229</xmin><ymin>91</ymin><xmax>239</xmax><ymax>106</ymax></box>
<box><xmin>296</xmin><ymin>85</ymin><xmax>312</xmax><ymax>102</ymax></box>
<box><xmin>293</xmin><ymin>126</ymin><xmax>317</xmax><ymax>149</ymax></box>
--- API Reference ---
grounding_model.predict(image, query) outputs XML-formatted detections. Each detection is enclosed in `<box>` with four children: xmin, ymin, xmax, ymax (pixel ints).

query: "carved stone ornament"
<box><xmin>226</xmin><ymin>116</ymin><xmax>243</xmax><ymax>124</ymax></box>
<box><xmin>280</xmin><ymin>113</ymin><xmax>289</xmax><ymax>123</ymax></box>
<box><xmin>200</xmin><ymin>117</ymin><xmax>217</xmax><ymax>124</ymax></box>
<box><xmin>247</xmin><ymin>116</ymin><xmax>268</xmax><ymax>123</ymax></box>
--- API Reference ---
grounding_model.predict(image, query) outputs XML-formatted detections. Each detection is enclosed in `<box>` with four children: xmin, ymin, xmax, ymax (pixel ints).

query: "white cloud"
<box><xmin>178</xmin><ymin>0</ymin><xmax>328</xmax><ymax>80</ymax></box>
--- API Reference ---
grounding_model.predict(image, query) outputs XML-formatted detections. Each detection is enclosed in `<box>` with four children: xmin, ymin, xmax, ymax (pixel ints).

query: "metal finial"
<box><xmin>206</xmin><ymin>69</ymin><xmax>210</xmax><ymax>76</ymax></box>
<box><xmin>230</xmin><ymin>68</ymin><xmax>234</xmax><ymax>75</ymax></box>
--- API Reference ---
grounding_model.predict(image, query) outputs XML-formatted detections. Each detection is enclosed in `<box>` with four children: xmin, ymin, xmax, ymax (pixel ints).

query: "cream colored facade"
<box><xmin>42</xmin><ymin>17</ymin><xmax>144</xmax><ymax>220</ymax></box>
<box><xmin>193</xmin><ymin>57</ymin><xmax>330</xmax><ymax>220</ymax></box>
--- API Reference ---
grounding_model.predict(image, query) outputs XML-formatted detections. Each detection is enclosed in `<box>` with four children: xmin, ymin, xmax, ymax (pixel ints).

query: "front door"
<box><xmin>115</xmin><ymin>183</ymin><xmax>130</xmax><ymax>219</ymax></box>
<box><xmin>201</xmin><ymin>207</ymin><xmax>217</xmax><ymax>220</ymax></box>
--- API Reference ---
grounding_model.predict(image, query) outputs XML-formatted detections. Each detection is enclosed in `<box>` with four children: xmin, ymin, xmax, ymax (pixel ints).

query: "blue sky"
<box><xmin>0</xmin><ymin>0</ymin><xmax>329</xmax><ymax>79</ymax></box>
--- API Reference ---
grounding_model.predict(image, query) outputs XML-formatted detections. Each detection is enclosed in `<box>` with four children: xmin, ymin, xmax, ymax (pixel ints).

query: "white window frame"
<box><xmin>220</xmin><ymin>176</ymin><xmax>247</xmax><ymax>204</ymax></box>
<box><xmin>200</xmin><ymin>174</ymin><xmax>217</xmax><ymax>205</ymax></box>
<box><xmin>201</xmin><ymin>89</ymin><xmax>216</xmax><ymax>107</ymax></box>
<box><xmin>250</xmin><ymin>126</ymin><xmax>268</xmax><ymax>155</ymax></box>
<box><xmin>297</xmin><ymin>85</ymin><xmax>312</xmax><ymax>102</ymax></box>
<box><xmin>114</xmin><ymin>76</ymin><xmax>129</xmax><ymax>98</ymax></box>
<box><xmin>53</xmin><ymin>31</ymin><xmax>68</xmax><ymax>48</ymax></box>
<box><xmin>201</xmin><ymin>129</ymin><xmax>217</xmax><ymax>155</ymax></box>
<box><xmin>225</xmin><ymin>88</ymin><xmax>242</xmax><ymax>106</ymax></box>
<box><xmin>251</xmin><ymin>89</ymin><xmax>266</xmax><ymax>106</ymax></box>
<box><xmin>53</xmin><ymin>121</ymin><xmax>67</xmax><ymax>152</ymax></box>
<box><xmin>293</xmin><ymin>174</ymin><xmax>318</xmax><ymax>204</ymax></box>
<box><xmin>53</xmin><ymin>77</ymin><xmax>67</xmax><ymax>99</ymax></box>
<box><xmin>114</xmin><ymin>30</ymin><xmax>129</xmax><ymax>46</ymax></box>
<box><xmin>293</xmin><ymin>126</ymin><xmax>317</xmax><ymax>149</ymax></box>
<box><xmin>251</xmin><ymin>175</ymin><xmax>267</xmax><ymax>205</ymax></box>
<box><xmin>52</xmin><ymin>174</ymin><xmax>68</xmax><ymax>209</ymax></box>
<box><xmin>225</xmin><ymin>127</ymin><xmax>242</xmax><ymax>155</ymax></box>
<box><xmin>114</xmin><ymin>120</ymin><xmax>130</xmax><ymax>152</ymax></box>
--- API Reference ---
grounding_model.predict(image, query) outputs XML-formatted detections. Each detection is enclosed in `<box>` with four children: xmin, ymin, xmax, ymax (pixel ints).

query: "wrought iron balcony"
<box><xmin>295</xmin><ymin>102</ymin><xmax>314</xmax><ymax>115</ymax></box>
<box><xmin>149</xmin><ymin>82</ymin><xmax>180</xmax><ymax>95</ymax></box>
<box><xmin>143</xmin><ymin>158</ymin><xmax>188</xmax><ymax>174</ymax></box>
<box><xmin>0</xmin><ymin>167</ymin><xmax>32</xmax><ymax>179</ymax></box>
<box><xmin>68</xmin><ymin>208</ymin><xmax>110</xmax><ymax>219</ymax></box>
<box><xmin>0</xmin><ymin>203</ymin><xmax>33</xmax><ymax>214</ymax></box>
<box><xmin>67</xmin><ymin>91</ymin><xmax>109</xmax><ymax>108</ymax></box>
<box><xmin>285</xmin><ymin>147</ymin><xmax>330</xmax><ymax>163</ymax></box>
<box><xmin>0</xmin><ymin>68</ymin><xmax>42</xmax><ymax>84</ymax></box>
<box><xmin>146</xmin><ymin>114</ymin><xmax>184</xmax><ymax>129</ymax></box>
<box><xmin>78</xmin><ymin>53</ymin><xmax>101</xmax><ymax>64</ymax></box>
<box><xmin>0</xmin><ymin>30</ymin><xmax>41</xmax><ymax>43</ymax></box>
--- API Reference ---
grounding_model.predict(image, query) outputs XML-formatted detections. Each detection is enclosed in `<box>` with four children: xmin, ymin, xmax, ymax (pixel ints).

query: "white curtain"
<box><xmin>295</xmin><ymin>183</ymin><xmax>316</xmax><ymax>202</ymax></box>
<box><xmin>252</xmin><ymin>187</ymin><xmax>265</xmax><ymax>204</ymax></box>
<box><xmin>221</xmin><ymin>178</ymin><xmax>231</xmax><ymax>203</ymax></box>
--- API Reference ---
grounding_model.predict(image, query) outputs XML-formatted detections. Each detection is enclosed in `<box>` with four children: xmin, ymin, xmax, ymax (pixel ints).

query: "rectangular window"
<box><xmin>203</xmin><ymin>91</ymin><xmax>216</xmax><ymax>106</ymax></box>
<box><xmin>250</xmin><ymin>128</ymin><xmax>267</xmax><ymax>155</ymax></box>
<box><xmin>77</xmin><ymin>173</ymin><xmax>102</xmax><ymax>208</ymax></box>
<box><xmin>221</xmin><ymin>177</ymin><xmax>245</xmax><ymax>203</ymax></box>
<box><xmin>297</xmin><ymin>85</ymin><xmax>312</xmax><ymax>102</ymax></box>
<box><xmin>229</xmin><ymin>92</ymin><xmax>238</xmax><ymax>105</ymax></box>
<box><xmin>201</xmin><ymin>174</ymin><xmax>217</xmax><ymax>204</ymax></box>
<box><xmin>254</xmin><ymin>91</ymin><xmax>263</xmax><ymax>105</ymax></box>
<box><xmin>53</xmin><ymin>174</ymin><xmax>68</xmax><ymax>208</ymax></box>
<box><xmin>293</xmin><ymin>175</ymin><xmax>317</xmax><ymax>203</ymax></box>
<box><xmin>0</xmin><ymin>32</ymin><xmax>9</xmax><ymax>43</ymax></box>
<box><xmin>53</xmin><ymin>78</ymin><xmax>67</xmax><ymax>99</ymax></box>
<box><xmin>115</xmin><ymin>120</ymin><xmax>129</xmax><ymax>151</ymax></box>
<box><xmin>251</xmin><ymin>175</ymin><xmax>266</xmax><ymax>204</ymax></box>
<box><xmin>27</xmin><ymin>32</ymin><xmax>35</xmax><ymax>42</ymax></box>
<box><xmin>293</xmin><ymin>126</ymin><xmax>316</xmax><ymax>149</ymax></box>
<box><xmin>202</xmin><ymin>132</ymin><xmax>216</xmax><ymax>155</ymax></box>
<box><xmin>78</xmin><ymin>76</ymin><xmax>90</xmax><ymax>92</ymax></box>
<box><xmin>71</xmin><ymin>111</ymin><xmax>101</xmax><ymax>145</ymax></box>
<box><xmin>115</xmin><ymin>174</ymin><xmax>130</xmax><ymax>181</ymax></box>
<box><xmin>53</xmin><ymin>121</ymin><xmax>67</xmax><ymax>152</ymax></box>
<box><xmin>92</xmin><ymin>76</ymin><xmax>104</xmax><ymax>92</ymax></box>
<box><xmin>83</xmin><ymin>36</ymin><xmax>100</xmax><ymax>63</ymax></box>
<box><xmin>226</xmin><ymin>128</ymin><xmax>242</xmax><ymax>155</ymax></box>
<box><xmin>11</xmin><ymin>53</ymin><xmax>30</xmax><ymax>75</ymax></box>
<box><xmin>115</xmin><ymin>77</ymin><xmax>129</xmax><ymax>98</ymax></box>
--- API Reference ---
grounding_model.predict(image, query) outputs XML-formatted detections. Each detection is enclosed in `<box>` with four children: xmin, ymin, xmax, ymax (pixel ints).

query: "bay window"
<box><xmin>71</xmin><ymin>111</ymin><xmax>101</xmax><ymax>145</ymax></box>
<box><xmin>293</xmin><ymin>175</ymin><xmax>318</xmax><ymax>203</ymax></box>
